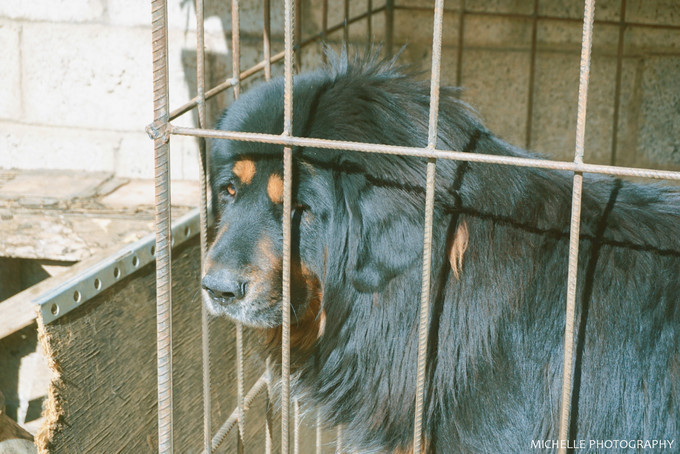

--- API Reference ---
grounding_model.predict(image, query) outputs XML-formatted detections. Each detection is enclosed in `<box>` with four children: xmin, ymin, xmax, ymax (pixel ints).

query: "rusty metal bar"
<box><xmin>293</xmin><ymin>399</ymin><xmax>300</xmax><ymax>454</ymax></box>
<box><xmin>315</xmin><ymin>409</ymin><xmax>322</xmax><ymax>454</ymax></box>
<box><xmin>525</xmin><ymin>0</ymin><xmax>539</xmax><ymax>148</ymax></box>
<box><xmin>38</xmin><ymin>210</ymin><xmax>200</xmax><ymax>325</ymax></box>
<box><xmin>264</xmin><ymin>0</ymin><xmax>272</xmax><ymax>81</ymax></box>
<box><xmin>610</xmin><ymin>0</ymin><xmax>627</xmax><ymax>165</ymax></box>
<box><xmin>232</xmin><ymin>1</ymin><xmax>242</xmax><ymax>100</ymax></box>
<box><xmin>209</xmin><ymin>372</ymin><xmax>269</xmax><ymax>452</ymax></box>
<box><xmin>413</xmin><ymin>1</ymin><xmax>446</xmax><ymax>453</ymax></box>
<box><xmin>263</xmin><ymin>2</ymin><xmax>272</xmax><ymax>450</ymax></box>
<box><xmin>265</xmin><ymin>357</ymin><xmax>274</xmax><ymax>454</ymax></box>
<box><xmin>558</xmin><ymin>1</ymin><xmax>596</xmax><ymax>453</ymax></box>
<box><xmin>151</xmin><ymin>0</ymin><xmax>173</xmax><ymax>451</ymax></box>
<box><xmin>282</xmin><ymin>0</ymin><xmax>295</xmax><ymax>452</ymax></box>
<box><xmin>194</xmin><ymin>0</ymin><xmax>212</xmax><ymax>451</ymax></box>
<box><xmin>169</xmin><ymin>126</ymin><xmax>680</xmax><ymax>181</ymax></box>
<box><xmin>230</xmin><ymin>2</ymin><xmax>246</xmax><ymax>451</ymax></box>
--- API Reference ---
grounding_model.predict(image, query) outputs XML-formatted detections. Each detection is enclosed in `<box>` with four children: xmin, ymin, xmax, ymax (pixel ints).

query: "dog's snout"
<box><xmin>202</xmin><ymin>269</ymin><xmax>248</xmax><ymax>303</ymax></box>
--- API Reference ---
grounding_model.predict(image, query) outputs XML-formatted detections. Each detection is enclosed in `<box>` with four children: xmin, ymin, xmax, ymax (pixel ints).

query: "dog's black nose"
<box><xmin>202</xmin><ymin>269</ymin><xmax>248</xmax><ymax>303</ymax></box>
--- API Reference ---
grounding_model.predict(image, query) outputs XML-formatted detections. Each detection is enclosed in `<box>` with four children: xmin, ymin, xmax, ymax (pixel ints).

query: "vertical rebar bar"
<box><xmin>230</xmin><ymin>2</ymin><xmax>245</xmax><ymax>451</ymax></box>
<box><xmin>265</xmin><ymin>357</ymin><xmax>274</xmax><ymax>454</ymax></box>
<box><xmin>195</xmin><ymin>0</ymin><xmax>212</xmax><ymax>451</ymax></box>
<box><xmin>315</xmin><ymin>409</ymin><xmax>322</xmax><ymax>454</ymax></box>
<box><xmin>151</xmin><ymin>0</ymin><xmax>173</xmax><ymax>451</ymax></box>
<box><xmin>232</xmin><ymin>1</ymin><xmax>242</xmax><ymax>100</ymax></box>
<box><xmin>558</xmin><ymin>1</ymin><xmax>595</xmax><ymax>453</ymax></box>
<box><xmin>413</xmin><ymin>3</ymin><xmax>445</xmax><ymax>453</ymax></box>
<box><xmin>264</xmin><ymin>0</ymin><xmax>272</xmax><ymax>81</ymax></box>
<box><xmin>610</xmin><ymin>0</ymin><xmax>626</xmax><ymax>166</ymax></box>
<box><xmin>293</xmin><ymin>399</ymin><xmax>300</xmax><ymax>454</ymax></box>
<box><xmin>263</xmin><ymin>1</ymin><xmax>273</xmax><ymax>450</ymax></box>
<box><xmin>282</xmin><ymin>0</ymin><xmax>295</xmax><ymax>452</ymax></box>
<box><xmin>336</xmin><ymin>425</ymin><xmax>343</xmax><ymax>452</ymax></box>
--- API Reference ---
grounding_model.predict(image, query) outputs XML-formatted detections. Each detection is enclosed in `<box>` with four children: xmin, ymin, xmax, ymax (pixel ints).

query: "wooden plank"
<box><xmin>34</xmin><ymin>240</ymin><xmax>282</xmax><ymax>452</ymax></box>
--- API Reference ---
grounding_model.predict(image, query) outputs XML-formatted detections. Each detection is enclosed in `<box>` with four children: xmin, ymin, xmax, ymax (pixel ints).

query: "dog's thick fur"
<box><xmin>203</xmin><ymin>52</ymin><xmax>680</xmax><ymax>453</ymax></box>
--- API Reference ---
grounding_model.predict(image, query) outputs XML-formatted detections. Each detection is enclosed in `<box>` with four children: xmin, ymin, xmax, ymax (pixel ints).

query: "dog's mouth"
<box><xmin>202</xmin><ymin>257</ymin><xmax>321</xmax><ymax>328</ymax></box>
<box><xmin>202</xmin><ymin>285</ymin><xmax>284</xmax><ymax>328</ymax></box>
<box><xmin>203</xmin><ymin>280</ymin><xmax>318</xmax><ymax>329</ymax></box>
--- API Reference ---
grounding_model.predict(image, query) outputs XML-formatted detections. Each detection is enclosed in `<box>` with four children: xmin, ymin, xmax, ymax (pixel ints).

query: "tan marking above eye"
<box><xmin>233</xmin><ymin>159</ymin><xmax>256</xmax><ymax>184</ymax></box>
<box><xmin>267</xmin><ymin>174</ymin><xmax>284</xmax><ymax>204</ymax></box>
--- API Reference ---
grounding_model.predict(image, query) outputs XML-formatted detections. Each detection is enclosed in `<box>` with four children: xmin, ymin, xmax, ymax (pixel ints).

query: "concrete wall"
<box><xmin>1</xmin><ymin>0</ymin><xmax>678</xmax><ymax>179</ymax></box>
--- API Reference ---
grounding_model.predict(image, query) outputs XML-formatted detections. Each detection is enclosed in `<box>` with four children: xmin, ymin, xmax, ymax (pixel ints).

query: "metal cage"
<box><xmin>147</xmin><ymin>0</ymin><xmax>680</xmax><ymax>453</ymax></box>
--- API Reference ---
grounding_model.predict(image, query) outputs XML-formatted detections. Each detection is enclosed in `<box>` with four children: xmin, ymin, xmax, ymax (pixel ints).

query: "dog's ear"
<box><xmin>346</xmin><ymin>185</ymin><xmax>423</xmax><ymax>293</ymax></box>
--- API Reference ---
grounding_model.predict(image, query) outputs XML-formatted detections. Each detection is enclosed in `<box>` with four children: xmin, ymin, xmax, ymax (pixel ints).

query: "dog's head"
<box><xmin>202</xmin><ymin>54</ymin><xmax>478</xmax><ymax>329</ymax></box>
<box><xmin>202</xmin><ymin>148</ymin><xmax>330</xmax><ymax>328</ymax></box>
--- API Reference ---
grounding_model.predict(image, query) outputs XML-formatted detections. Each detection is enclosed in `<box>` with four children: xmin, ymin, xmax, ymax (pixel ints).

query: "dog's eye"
<box><xmin>224</xmin><ymin>183</ymin><xmax>236</xmax><ymax>197</ymax></box>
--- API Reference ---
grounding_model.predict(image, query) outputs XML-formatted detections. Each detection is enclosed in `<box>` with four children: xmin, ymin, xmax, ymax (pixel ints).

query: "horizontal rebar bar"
<box><xmin>207</xmin><ymin>373</ymin><xmax>269</xmax><ymax>453</ymax></box>
<box><xmin>169</xmin><ymin>126</ymin><xmax>680</xmax><ymax>181</ymax></box>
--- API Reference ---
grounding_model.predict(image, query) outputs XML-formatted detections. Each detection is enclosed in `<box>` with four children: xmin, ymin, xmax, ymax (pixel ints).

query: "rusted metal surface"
<box><xmin>228</xmin><ymin>2</ymin><xmax>246</xmax><ymax>451</ymax></box>
<box><xmin>315</xmin><ymin>410</ymin><xmax>322</xmax><ymax>454</ymax></box>
<box><xmin>36</xmin><ymin>209</ymin><xmax>199</xmax><ymax>325</ymax></box>
<box><xmin>263</xmin><ymin>0</ymin><xmax>272</xmax><ymax>81</ymax></box>
<box><xmin>193</xmin><ymin>0</ymin><xmax>212</xmax><ymax>450</ymax></box>
<box><xmin>151</xmin><ymin>0</ymin><xmax>173</xmax><ymax>450</ymax></box>
<box><xmin>208</xmin><ymin>372</ymin><xmax>269</xmax><ymax>452</ymax></box>
<box><xmin>413</xmin><ymin>1</ymin><xmax>446</xmax><ymax>453</ymax></box>
<box><xmin>281</xmin><ymin>0</ymin><xmax>295</xmax><ymax>452</ymax></box>
<box><xmin>558</xmin><ymin>1</ymin><xmax>596</xmax><ymax>453</ymax></box>
<box><xmin>169</xmin><ymin>126</ymin><xmax>680</xmax><ymax>181</ymax></box>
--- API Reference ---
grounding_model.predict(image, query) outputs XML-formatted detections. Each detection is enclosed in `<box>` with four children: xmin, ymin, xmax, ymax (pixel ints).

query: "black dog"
<box><xmin>202</xmin><ymin>52</ymin><xmax>680</xmax><ymax>453</ymax></box>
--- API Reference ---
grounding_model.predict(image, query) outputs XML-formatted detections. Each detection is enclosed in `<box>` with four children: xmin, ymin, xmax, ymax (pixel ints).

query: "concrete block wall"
<box><xmin>392</xmin><ymin>0</ymin><xmax>680</xmax><ymax>168</ymax></box>
<box><xmin>0</xmin><ymin>0</ymin><xmax>678</xmax><ymax>180</ymax></box>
